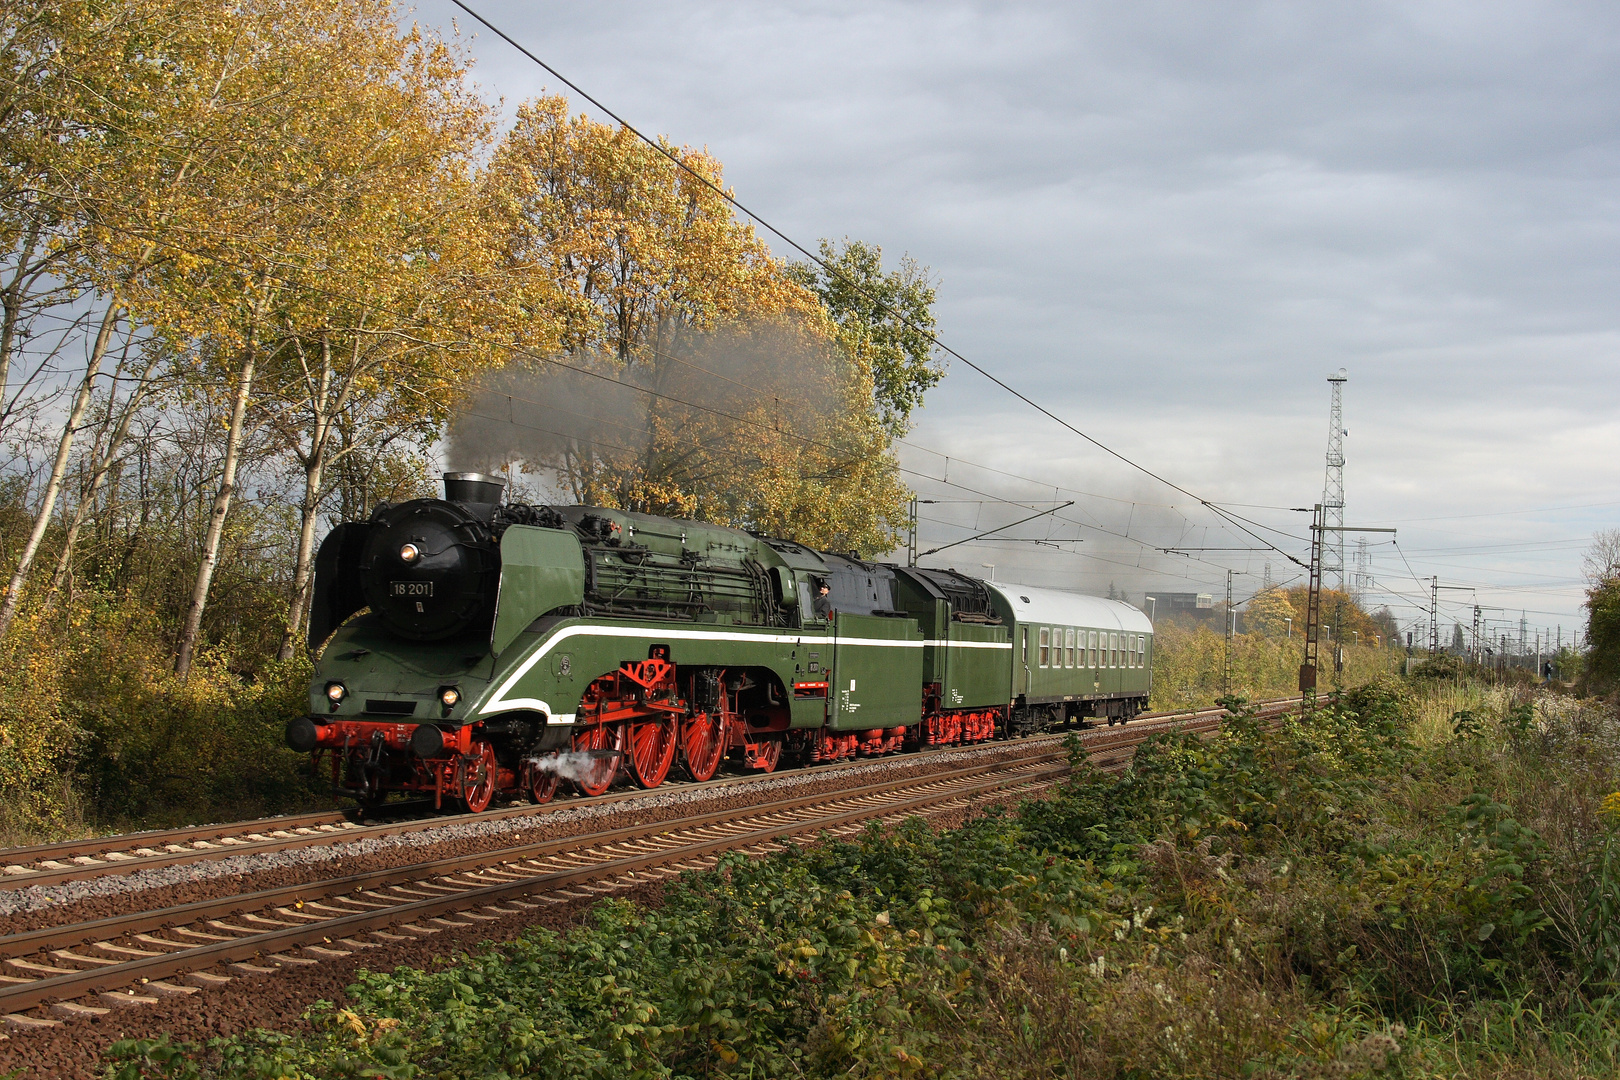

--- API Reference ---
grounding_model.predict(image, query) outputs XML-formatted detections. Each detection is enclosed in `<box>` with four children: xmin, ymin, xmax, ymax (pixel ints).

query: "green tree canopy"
<box><xmin>787</xmin><ymin>237</ymin><xmax>942</xmax><ymax>436</ymax></box>
<box><xmin>1584</xmin><ymin>529</ymin><xmax>1620</xmax><ymax>690</ymax></box>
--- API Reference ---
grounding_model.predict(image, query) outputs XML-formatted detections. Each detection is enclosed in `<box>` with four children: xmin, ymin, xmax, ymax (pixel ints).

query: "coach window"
<box><xmin>1065</xmin><ymin>628</ymin><xmax>1075</xmax><ymax>667</ymax></box>
<box><xmin>1086</xmin><ymin>631</ymin><xmax>1095</xmax><ymax>667</ymax></box>
<box><xmin>1138</xmin><ymin>635</ymin><xmax>1146</xmax><ymax>666</ymax></box>
<box><xmin>1039</xmin><ymin>627</ymin><xmax>1050</xmax><ymax>667</ymax></box>
<box><xmin>1109</xmin><ymin>632</ymin><xmax>1118</xmax><ymax>667</ymax></box>
<box><xmin>1021</xmin><ymin>628</ymin><xmax>1029</xmax><ymax>666</ymax></box>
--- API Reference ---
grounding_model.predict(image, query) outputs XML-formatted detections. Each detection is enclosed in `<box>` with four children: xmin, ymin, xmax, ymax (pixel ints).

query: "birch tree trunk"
<box><xmin>0</xmin><ymin>299</ymin><xmax>124</xmax><ymax>636</ymax></box>
<box><xmin>44</xmin><ymin>350</ymin><xmax>163</xmax><ymax>602</ymax></box>
<box><xmin>175</xmin><ymin>298</ymin><xmax>270</xmax><ymax>677</ymax></box>
<box><xmin>277</xmin><ymin>335</ymin><xmax>343</xmax><ymax>662</ymax></box>
<box><xmin>0</xmin><ymin>220</ymin><xmax>46</xmax><ymax>400</ymax></box>
<box><xmin>279</xmin><ymin>446</ymin><xmax>327</xmax><ymax>662</ymax></box>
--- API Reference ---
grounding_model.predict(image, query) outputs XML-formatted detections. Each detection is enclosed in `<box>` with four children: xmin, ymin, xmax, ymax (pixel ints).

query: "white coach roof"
<box><xmin>982</xmin><ymin>582</ymin><xmax>1154</xmax><ymax>635</ymax></box>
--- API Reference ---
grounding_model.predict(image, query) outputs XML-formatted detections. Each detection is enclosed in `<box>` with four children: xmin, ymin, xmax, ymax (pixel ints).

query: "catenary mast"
<box><xmin>1323</xmin><ymin>369</ymin><xmax>1347</xmax><ymax>591</ymax></box>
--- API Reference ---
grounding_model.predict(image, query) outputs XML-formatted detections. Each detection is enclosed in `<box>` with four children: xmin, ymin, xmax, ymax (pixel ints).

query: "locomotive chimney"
<box><xmin>442</xmin><ymin>472</ymin><xmax>506</xmax><ymax>518</ymax></box>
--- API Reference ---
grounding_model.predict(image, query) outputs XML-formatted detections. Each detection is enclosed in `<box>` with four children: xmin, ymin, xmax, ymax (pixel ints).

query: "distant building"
<box><xmin>1143</xmin><ymin>592</ymin><xmax>1216</xmax><ymax>622</ymax></box>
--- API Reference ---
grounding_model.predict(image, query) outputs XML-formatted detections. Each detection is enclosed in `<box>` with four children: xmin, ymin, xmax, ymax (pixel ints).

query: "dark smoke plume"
<box><xmin>446</xmin><ymin>319</ymin><xmax>849</xmax><ymax>506</ymax></box>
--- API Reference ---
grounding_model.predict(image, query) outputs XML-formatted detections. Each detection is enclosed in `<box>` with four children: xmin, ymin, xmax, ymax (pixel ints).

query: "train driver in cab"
<box><xmin>812</xmin><ymin>578</ymin><xmax>833</xmax><ymax>619</ymax></box>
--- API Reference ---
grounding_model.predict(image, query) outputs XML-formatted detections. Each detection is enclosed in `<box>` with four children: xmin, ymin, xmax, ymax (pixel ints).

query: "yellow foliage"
<box><xmin>475</xmin><ymin>97</ymin><xmax>909</xmax><ymax>553</ymax></box>
<box><xmin>0</xmin><ymin>593</ymin><xmax>315</xmax><ymax>843</ymax></box>
<box><xmin>1150</xmin><ymin>621</ymin><xmax>1402</xmax><ymax>711</ymax></box>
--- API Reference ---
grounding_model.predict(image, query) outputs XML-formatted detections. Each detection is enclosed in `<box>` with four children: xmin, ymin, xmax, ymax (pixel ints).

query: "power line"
<box><xmin>443</xmin><ymin>0</ymin><xmax>1306</xmax><ymax>567</ymax></box>
<box><xmin>41</xmin><ymin>68</ymin><xmax>1296</xmax><ymax>584</ymax></box>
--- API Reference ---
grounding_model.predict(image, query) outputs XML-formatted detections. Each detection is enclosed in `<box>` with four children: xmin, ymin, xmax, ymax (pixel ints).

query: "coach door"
<box><xmin>1019</xmin><ymin>627</ymin><xmax>1031</xmax><ymax>695</ymax></box>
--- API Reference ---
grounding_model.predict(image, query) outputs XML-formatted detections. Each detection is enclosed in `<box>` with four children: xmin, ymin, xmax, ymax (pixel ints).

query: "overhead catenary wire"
<box><xmin>443</xmin><ymin>0</ymin><xmax>1306</xmax><ymax>568</ymax></box>
<box><xmin>33</xmin><ymin>33</ymin><xmax>1314</xmax><ymax>582</ymax></box>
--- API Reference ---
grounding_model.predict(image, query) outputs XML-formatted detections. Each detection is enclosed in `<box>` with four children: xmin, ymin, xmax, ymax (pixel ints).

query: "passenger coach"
<box><xmin>987</xmin><ymin>584</ymin><xmax>1153</xmax><ymax>733</ymax></box>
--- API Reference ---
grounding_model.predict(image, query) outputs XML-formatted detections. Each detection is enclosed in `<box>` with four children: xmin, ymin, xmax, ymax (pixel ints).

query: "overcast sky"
<box><xmin>413</xmin><ymin>0</ymin><xmax>1620</xmax><ymax>648</ymax></box>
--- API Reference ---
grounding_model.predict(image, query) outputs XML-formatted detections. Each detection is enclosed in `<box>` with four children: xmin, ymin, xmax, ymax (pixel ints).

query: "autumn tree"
<box><xmin>476</xmin><ymin>97</ymin><xmax>912</xmax><ymax>552</ymax></box>
<box><xmin>250</xmin><ymin>18</ymin><xmax>500</xmax><ymax>660</ymax></box>
<box><xmin>1244</xmin><ymin>586</ymin><xmax>1296</xmax><ymax>637</ymax></box>
<box><xmin>1261</xmin><ymin>585</ymin><xmax>1388</xmax><ymax>646</ymax></box>
<box><xmin>96</xmin><ymin>0</ymin><xmax>500</xmax><ymax>674</ymax></box>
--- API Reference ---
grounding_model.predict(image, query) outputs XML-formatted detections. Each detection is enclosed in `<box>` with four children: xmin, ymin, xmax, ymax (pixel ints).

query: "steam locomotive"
<box><xmin>286</xmin><ymin>474</ymin><xmax>1154</xmax><ymax>811</ymax></box>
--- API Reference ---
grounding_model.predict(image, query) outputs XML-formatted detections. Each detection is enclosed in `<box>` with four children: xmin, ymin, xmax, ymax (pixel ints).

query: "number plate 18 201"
<box><xmin>391</xmin><ymin>581</ymin><xmax>432</xmax><ymax>597</ymax></box>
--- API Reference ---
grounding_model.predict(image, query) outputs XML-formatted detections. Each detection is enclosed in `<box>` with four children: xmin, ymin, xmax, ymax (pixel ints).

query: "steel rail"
<box><xmin>0</xmin><ymin>756</ymin><xmax>1076</xmax><ymax>1014</ymax></box>
<box><xmin>0</xmin><ymin>812</ymin><xmax>357</xmax><ymax>866</ymax></box>
<box><xmin>0</xmin><ymin>737</ymin><xmax>1068</xmax><ymax>889</ymax></box>
<box><xmin>0</xmin><ymin>699</ymin><xmax>1299</xmax><ymax>1023</ymax></box>
<box><xmin>0</xmin><ymin>698</ymin><xmax>1299</xmax><ymax>888</ymax></box>
<box><xmin>0</xmin><ymin>749</ymin><xmax>1083</xmax><ymax>960</ymax></box>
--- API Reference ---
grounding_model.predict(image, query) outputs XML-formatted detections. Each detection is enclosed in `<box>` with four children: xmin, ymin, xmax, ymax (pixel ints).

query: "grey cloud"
<box><xmin>420</xmin><ymin>0</ymin><xmax>1619</xmax><ymax>632</ymax></box>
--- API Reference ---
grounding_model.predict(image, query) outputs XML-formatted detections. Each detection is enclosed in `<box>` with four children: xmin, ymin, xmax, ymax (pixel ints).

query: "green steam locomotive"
<box><xmin>285</xmin><ymin>474</ymin><xmax>1154</xmax><ymax>811</ymax></box>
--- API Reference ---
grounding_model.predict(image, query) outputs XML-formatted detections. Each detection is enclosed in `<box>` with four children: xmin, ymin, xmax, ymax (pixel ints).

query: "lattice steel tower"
<box><xmin>1323</xmin><ymin>369</ymin><xmax>1347</xmax><ymax>591</ymax></box>
<box><xmin>1352</xmin><ymin>536</ymin><xmax>1370</xmax><ymax>602</ymax></box>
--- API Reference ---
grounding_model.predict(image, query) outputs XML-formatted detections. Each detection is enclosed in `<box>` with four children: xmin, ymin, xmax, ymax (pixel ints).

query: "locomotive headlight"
<box><xmin>399</xmin><ymin>543</ymin><xmax>421</xmax><ymax>563</ymax></box>
<box><xmin>439</xmin><ymin>686</ymin><xmax>461</xmax><ymax>708</ymax></box>
<box><xmin>326</xmin><ymin>682</ymin><xmax>347</xmax><ymax>703</ymax></box>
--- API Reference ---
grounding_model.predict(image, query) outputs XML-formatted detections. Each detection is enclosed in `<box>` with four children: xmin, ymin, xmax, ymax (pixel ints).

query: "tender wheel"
<box><xmin>457</xmin><ymin>740</ymin><xmax>497</xmax><ymax>813</ymax></box>
<box><xmin>570</xmin><ymin>722</ymin><xmax>623</xmax><ymax>797</ymax></box>
<box><xmin>627</xmin><ymin>715</ymin><xmax>677</xmax><ymax>789</ymax></box>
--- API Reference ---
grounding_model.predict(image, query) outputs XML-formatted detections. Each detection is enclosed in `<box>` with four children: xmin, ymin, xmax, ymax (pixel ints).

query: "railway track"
<box><xmin>0</xmin><ymin>697</ymin><xmax>1298</xmax><ymax>1031</ymax></box>
<box><xmin>0</xmin><ymin>698</ymin><xmax>1294</xmax><ymax>889</ymax></box>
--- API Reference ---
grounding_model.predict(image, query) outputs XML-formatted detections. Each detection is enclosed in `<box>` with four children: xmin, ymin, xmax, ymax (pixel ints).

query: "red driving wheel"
<box><xmin>524</xmin><ymin>755</ymin><xmax>561</xmax><ymax>804</ymax></box>
<box><xmin>627</xmin><ymin>713</ymin><xmax>676</xmax><ymax>789</ymax></box>
<box><xmin>457</xmin><ymin>740</ymin><xmax>497</xmax><ymax>813</ymax></box>
<box><xmin>570</xmin><ymin>721</ymin><xmax>623</xmax><ymax>797</ymax></box>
